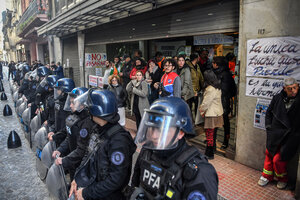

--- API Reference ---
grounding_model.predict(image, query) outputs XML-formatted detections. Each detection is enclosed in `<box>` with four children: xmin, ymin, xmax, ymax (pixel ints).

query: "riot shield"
<box><xmin>13</xmin><ymin>91</ymin><xmax>19</xmax><ymax>102</ymax></box>
<box><xmin>22</xmin><ymin>107</ymin><xmax>31</xmax><ymax>126</ymax></box>
<box><xmin>29</xmin><ymin>113</ymin><xmax>41</xmax><ymax>148</ymax></box>
<box><xmin>34</xmin><ymin>126</ymin><xmax>48</xmax><ymax>150</ymax></box>
<box><xmin>36</xmin><ymin>150</ymin><xmax>48</xmax><ymax>180</ymax></box>
<box><xmin>46</xmin><ymin>163</ymin><xmax>68</xmax><ymax>200</ymax></box>
<box><xmin>41</xmin><ymin>141</ymin><xmax>56</xmax><ymax>169</ymax></box>
<box><xmin>16</xmin><ymin>98</ymin><xmax>23</xmax><ymax>109</ymax></box>
<box><xmin>17</xmin><ymin>101</ymin><xmax>27</xmax><ymax>117</ymax></box>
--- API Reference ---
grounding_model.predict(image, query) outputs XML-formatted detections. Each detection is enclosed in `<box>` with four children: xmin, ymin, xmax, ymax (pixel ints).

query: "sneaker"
<box><xmin>258</xmin><ymin>176</ymin><xmax>269</xmax><ymax>186</ymax></box>
<box><xmin>277</xmin><ymin>181</ymin><xmax>287</xmax><ymax>189</ymax></box>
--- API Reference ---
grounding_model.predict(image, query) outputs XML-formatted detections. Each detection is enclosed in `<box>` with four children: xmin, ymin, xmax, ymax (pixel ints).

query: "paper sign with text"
<box><xmin>89</xmin><ymin>75</ymin><xmax>98</xmax><ymax>87</ymax></box>
<box><xmin>254</xmin><ymin>98</ymin><xmax>271</xmax><ymax>130</ymax></box>
<box><xmin>246</xmin><ymin>37</ymin><xmax>300</xmax><ymax>79</ymax></box>
<box><xmin>85</xmin><ymin>53</ymin><xmax>107</xmax><ymax>68</ymax></box>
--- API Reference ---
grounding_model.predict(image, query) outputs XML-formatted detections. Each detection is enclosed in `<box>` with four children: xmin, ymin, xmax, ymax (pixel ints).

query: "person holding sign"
<box><xmin>258</xmin><ymin>77</ymin><xmax>300</xmax><ymax>189</ymax></box>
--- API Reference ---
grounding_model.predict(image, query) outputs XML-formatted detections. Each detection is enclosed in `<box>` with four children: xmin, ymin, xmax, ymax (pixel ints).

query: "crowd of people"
<box><xmin>101</xmin><ymin>49</ymin><xmax>237</xmax><ymax>159</ymax></box>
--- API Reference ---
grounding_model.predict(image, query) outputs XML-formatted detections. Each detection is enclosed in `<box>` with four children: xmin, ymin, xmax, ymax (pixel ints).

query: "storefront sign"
<box><xmin>194</xmin><ymin>34</ymin><xmax>234</xmax><ymax>45</ymax></box>
<box><xmin>89</xmin><ymin>75</ymin><xmax>98</xmax><ymax>87</ymax></box>
<box><xmin>98</xmin><ymin>77</ymin><xmax>103</xmax><ymax>88</ymax></box>
<box><xmin>155</xmin><ymin>41</ymin><xmax>186</xmax><ymax>57</ymax></box>
<box><xmin>246</xmin><ymin>36</ymin><xmax>300</xmax><ymax>79</ymax></box>
<box><xmin>246</xmin><ymin>77</ymin><xmax>284</xmax><ymax>99</ymax></box>
<box><xmin>254</xmin><ymin>98</ymin><xmax>271</xmax><ymax>130</ymax></box>
<box><xmin>85</xmin><ymin>53</ymin><xmax>107</xmax><ymax>68</ymax></box>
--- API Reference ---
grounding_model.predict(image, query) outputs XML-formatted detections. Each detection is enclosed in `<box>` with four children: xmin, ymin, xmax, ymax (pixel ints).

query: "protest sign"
<box><xmin>85</xmin><ymin>53</ymin><xmax>107</xmax><ymax>68</ymax></box>
<box><xmin>89</xmin><ymin>75</ymin><xmax>98</xmax><ymax>87</ymax></box>
<box><xmin>254</xmin><ymin>98</ymin><xmax>271</xmax><ymax>130</ymax></box>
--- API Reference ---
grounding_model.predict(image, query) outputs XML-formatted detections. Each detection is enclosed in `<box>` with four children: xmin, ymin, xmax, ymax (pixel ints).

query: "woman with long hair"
<box><xmin>200</xmin><ymin>70</ymin><xmax>224</xmax><ymax>159</ymax></box>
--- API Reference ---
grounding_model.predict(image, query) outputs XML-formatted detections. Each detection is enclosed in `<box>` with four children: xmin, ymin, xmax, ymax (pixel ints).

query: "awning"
<box><xmin>37</xmin><ymin>0</ymin><xmax>183</xmax><ymax>37</ymax></box>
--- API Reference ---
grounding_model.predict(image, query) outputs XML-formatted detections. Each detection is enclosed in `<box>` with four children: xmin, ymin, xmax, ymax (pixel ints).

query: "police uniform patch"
<box><xmin>80</xmin><ymin>128</ymin><xmax>88</xmax><ymax>138</ymax></box>
<box><xmin>187</xmin><ymin>191</ymin><xmax>206</xmax><ymax>200</ymax></box>
<box><xmin>111</xmin><ymin>151</ymin><xmax>125</xmax><ymax>165</ymax></box>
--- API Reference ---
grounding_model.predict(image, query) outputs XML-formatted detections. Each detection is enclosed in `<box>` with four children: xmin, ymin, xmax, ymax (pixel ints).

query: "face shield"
<box><xmin>63</xmin><ymin>94</ymin><xmax>76</xmax><ymax>112</ymax></box>
<box><xmin>71</xmin><ymin>92</ymin><xmax>89</xmax><ymax>112</ymax></box>
<box><xmin>30</xmin><ymin>69</ymin><xmax>38</xmax><ymax>81</ymax></box>
<box><xmin>54</xmin><ymin>87</ymin><xmax>63</xmax><ymax>100</ymax></box>
<box><xmin>135</xmin><ymin>110</ymin><xmax>180</xmax><ymax>150</ymax></box>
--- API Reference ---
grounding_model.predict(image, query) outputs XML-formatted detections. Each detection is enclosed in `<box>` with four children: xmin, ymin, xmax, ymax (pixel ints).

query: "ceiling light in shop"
<box><xmin>132</xmin><ymin>28</ymin><xmax>135</xmax><ymax>30</ymax></box>
<box><xmin>208</xmin><ymin>13</ymin><xmax>213</xmax><ymax>16</ymax></box>
<box><xmin>176</xmin><ymin>19</ymin><xmax>181</xmax><ymax>22</ymax></box>
<box><xmin>152</xmin><ymin>24</ymin><xmax>156</xmax><ymax>26</ymax></box>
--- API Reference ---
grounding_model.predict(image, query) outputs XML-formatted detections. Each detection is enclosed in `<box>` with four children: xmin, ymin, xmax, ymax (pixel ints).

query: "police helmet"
<box><xmin>46</xmin><ymin>75</ymin><xmax>58</xmax><ymax>89</ymax></box>
<box><xmin>135</xmin><ymin>97</ymin><xmax>195</xmax><ymax>150</ymax></box>
<box><xmin>22</xmin><ymin>65</ymin><xmax>31</xmax><ymax>74</ymax></box>
<box><xmin>54</xmin><ymin>78</ymin><xmax>75</xmax><ymax>99</ymax></box>
<box><xmin>37</xmin><ymin>66</ymin><xmax>51</xmax><ymax>77</ymax></box>
<box><xmin>84</xmin><ymin>89</ymin><xmax>119</xmax><ymax>123</ymax></box>
<box><xmin>64</xmin><ymin>87</ymin><xmax>88</xmax><ymax>112</ymax></box>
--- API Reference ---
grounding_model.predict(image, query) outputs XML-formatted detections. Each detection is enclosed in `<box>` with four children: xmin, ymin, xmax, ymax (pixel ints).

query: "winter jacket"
<box><xmin>121</xmin><ymin>61</ymin><xmax>133</xmax><ymax>88</ymax></box>
<box><xmin>108</xmin><ymin>84</ymin><xmax>127</xmax><ymax>108</ymax></box>
<box><xmin>177</xmin><ymin>65</ymin><xmax>194</xmax><ymax>101</ymax></box>
<box><xmin>200</xmin><ymin>85</ymin><xmax>223</xmax><ymax>117</ymax></box>
<box><xmin>186</xmin><ymin>60</ymin><xmax>204</xmax><ymax>93</ymax></box>
<box><xmin>213</xmin><ymin>65</ymin><xmax>236</xmax><ymax>115</ymax></box>
<box><xmin>265</xmin><ymin>90</ymin><xmax>300</xmax><ymax>161</ymax></box>
<box><xmin>126</xmin><ymin>79</ymin><xmax>150</xmax><ymax>117</ymax></box>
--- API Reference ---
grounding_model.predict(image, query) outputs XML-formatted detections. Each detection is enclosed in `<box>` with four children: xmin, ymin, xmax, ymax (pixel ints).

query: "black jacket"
<box><xmin>56</xmin><ymin>110</ymin><xmax>94</xmax><ymax>171</ymax></box>
<box><xmin>121</xmin><ymin>61</ymin><xmax>133</xmax><ymax>88</ymax></box>
<box><xmin>131</xmin><ymin>139</ymin><xmax>218</xmax><ymax>200</ymax></box>
<box><xmin>265</xmin><ymin>90</ymin><xmax>300</xmax><ymax>161</ymax></box>
<box><xmin>213</xmin><ymin>66</ymin><xmax>236</xmax><ymax>114</ymax></box>
<box><xmin>108</xmin><ymin>84</ymin><xmax>127</xmax><ymax>108</ymax></box>
<box><xmin>79</xmin><ymin>123</ymin><xmax>136</xmax><ymax>200</ymax></box>
<box><xmin>41</xmin><ymin>93</ymin><xmax>55</xmax><ymax>126</ymax></box>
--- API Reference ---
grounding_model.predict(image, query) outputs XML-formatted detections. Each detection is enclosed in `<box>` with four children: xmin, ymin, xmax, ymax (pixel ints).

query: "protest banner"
<box><xmin>85</xmin><ymin>53</ymin><xmax>107</xmax><ymax>68</ymax></box>
<box><xmin>246</xmin><ymin>37</ymin><xmax>300</xmax><ymax>80</ymax></box>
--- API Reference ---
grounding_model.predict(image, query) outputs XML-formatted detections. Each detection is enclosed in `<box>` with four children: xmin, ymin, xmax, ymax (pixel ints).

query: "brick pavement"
<box><xmin>125</xmin><ymin>118</ymin><xmax>296</xmax><ymax>200</ymax></box>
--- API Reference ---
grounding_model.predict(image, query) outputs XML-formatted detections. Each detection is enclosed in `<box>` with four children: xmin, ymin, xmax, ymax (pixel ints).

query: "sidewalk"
<box><xmin>125</xmin><ymin>118</ymin><xmax>296</xmax><ymax>200</ymax></box>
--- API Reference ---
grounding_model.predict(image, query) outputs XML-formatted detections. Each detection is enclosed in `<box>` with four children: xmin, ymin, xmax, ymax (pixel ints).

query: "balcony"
<box><xmin>16</xmin><ymin>0</ymin><xmax>49</xmax><ymax>38</ymax></box>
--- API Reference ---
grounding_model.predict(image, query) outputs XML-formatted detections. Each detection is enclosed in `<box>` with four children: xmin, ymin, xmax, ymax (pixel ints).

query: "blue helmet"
<box><xmin>87</xmin><ymin>89</ymin><xmax>119</xmax><ymax>123</ymax></box>
<box><xmin>22</xmin><ymin>65</ymin><xmax>31</xmax><ymax>74</ymax></box>
<box><xmin>46</xmin><ymin>75</ymin><xmax>58</xmax><ymax>89</ymax></box>
<box><xmin>135</xmin><ymin>97</ymin><xmax>195</xmax><ymax>150</ymax></box>
<box><xmin>37</xmin><ymin>66</ymin><xmax>51</xmax><ymax>77</ymax></box>
<box><xmin>69</xmin><ymin>87</ymin><xmax>88</xmax><ymax>98</ymax></box>
<box><xmin>55</xmin><ymin>78</ymin><xmax>75</xmax><ymax>93</ymax></box>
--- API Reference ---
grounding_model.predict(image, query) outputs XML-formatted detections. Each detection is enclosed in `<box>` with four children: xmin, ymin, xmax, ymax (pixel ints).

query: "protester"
<box><xmin>108</xmin><ymin>75</ymin><xmax>127</xmax><ymax>127</ymax></box>
<box><xmin>177</xmin><ymin>55</ymin><xmax>194</xmax><ymax>106</ymax></box>
<box><xmin>103</xmin><ymin>60</ymin><xmax>111</xmax><ymax>89</ymax></box>
<box><xmin>212</xmin><ymin>56</ymin><xmax>236</xmax><ymax>149</ymax></box>
<box><xmin>186</xmin><ymin>53</ymin><xmax>205</xmax><ymax>118</ymax></box>
<box><xmin>200</xmin><ymin>70</ymin><xmax>224</xmax><ymax>159</ymax></box>
<box><xmin>155</xmin><ymin>51</ymin><xmax>165</xmax><ymax>69</ymax></box>
<box><xmin>54</xmin><ymin>62</ymin><xmax>64</xmax><ymax>79</ymax></box>
<box><xmin>258</xmin><ymin>77</ymin><xmax>300</xmax><ymax>189</ymax></box>
<box><xmin>145</xmin><ymin>59</ymin><xmax>163</xmax><ymax>104</ymax></box>
<box><xmin>126</xmin><ymin>70</ymin><xmax>149</xmax><ymax>129</ymax></box>
<box><xmin>154</xmin><ymin>58</ymin><xmax>181</xmax><ymax>97</ymax></box>
<box><xmin>130</xmin><ymin>58</ymin><xmax>147</xmax><ymax>79</ymax></box>
<box><xmin>198</xmin><ymin>48</ymin><xmax>211</xmax><ymax>73</ymax></box>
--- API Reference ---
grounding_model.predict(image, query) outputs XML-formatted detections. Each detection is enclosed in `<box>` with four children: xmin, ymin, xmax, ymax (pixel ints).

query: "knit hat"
<box><xmin>284</xmin><ymin>77</ymin><xmax>297</xmax><ymax>86</ymax></box>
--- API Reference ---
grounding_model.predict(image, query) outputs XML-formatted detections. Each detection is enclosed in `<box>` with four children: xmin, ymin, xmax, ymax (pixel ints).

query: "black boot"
<box><xmin>205</xmin><ymin>146</ymin><xmax>214</xmax><ymax>160</ymax></box>
<box><xmin>213</xmin><ymin>129</ymin><xmax>217</xmax><ymax>153</ymax></box>
<box><xmin>221</xmin><ymin>137</ymin><xmax>229</xmax><ymax>149</ymax></box>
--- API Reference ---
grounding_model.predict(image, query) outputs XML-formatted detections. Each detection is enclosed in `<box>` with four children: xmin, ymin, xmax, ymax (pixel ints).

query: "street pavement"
<box><xmin>0</xmin><ymin>67</ymin><xmax>52</xmax><ymax>200</ymax></box>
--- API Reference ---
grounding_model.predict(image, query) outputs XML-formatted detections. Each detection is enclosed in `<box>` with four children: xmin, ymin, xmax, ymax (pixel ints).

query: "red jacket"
<box><xmin>130</xmin><ymin>66</ymin><xmax>147</xmax><ymax>79</ymax></box>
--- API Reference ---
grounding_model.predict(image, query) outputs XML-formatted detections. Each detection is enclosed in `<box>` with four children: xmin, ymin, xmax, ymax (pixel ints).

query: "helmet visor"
<box><xmin>135</xmin><ymin>111</ymin><xmax>179</xmax><ymax>150</ymax></box>
<box><xmin>54</xmin><ymin>88</ymin><xmax>63</xmax><ymax>100</ymax></box>
<box><xmin>73</xmin><ymin>92</ymin><xmax>89</xmax><ymax>112</ymax></box>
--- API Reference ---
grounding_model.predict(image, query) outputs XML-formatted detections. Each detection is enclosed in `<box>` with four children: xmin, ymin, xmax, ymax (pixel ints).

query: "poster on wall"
<box><xmin>155</xmin><ymin>41</ymin><xmax>186</xmax><ymax>57</ymax></box>
<box><xmin>254</xmin><ymin>98</ymin><xmax>271</xmax><ymax>130</ymax></box>
<box><xmin>246</xmin><ymin>36</ymin><xmax>300</xmax><ymax>79</ymax></box>
<box><xmin>245</xmin><ymin>77</ymin><xmax>284</xmax><ymax>99</ymax></box>
<box><xmin>95</xmin><ymin>68</ymin><xmax>102</xmax><ymax>76</ymax></box>
<box><xmin>89</xmin><ymin>75</ymin><xmax>98</xmax><ymax>87</ymax></box>
<box><xmin>85</xmin><ymin>53</ymin><xmax>107</xmax><ymax>68</ymax></box>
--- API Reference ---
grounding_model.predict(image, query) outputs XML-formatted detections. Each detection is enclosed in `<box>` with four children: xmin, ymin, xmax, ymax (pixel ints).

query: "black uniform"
<box><xmin>75</xmin><ymin>122</ymin><xmax>136</xmax><ymax>200</ymax></box>
<box><xmin>54</xmin><ymin>94</ymin><xmax>69</xmax><ymax>133</ymax></box>
<box><xmin>41</xmin><ymin>94</ymin><xmax>56</xmax><ymax>130</ymax></box>
<box><xmin>131</xmin><ymin>139</ymin><xmax>218</xmax><ymax>200</ymax></box>
<box><xmin>56</xmin><ymin>110</ymin><xmax>94</xmax><ymax>180</ymax></box>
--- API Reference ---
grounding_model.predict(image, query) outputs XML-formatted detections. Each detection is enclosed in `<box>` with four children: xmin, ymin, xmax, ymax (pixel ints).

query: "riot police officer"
<box><xmin>69</xmin><ymin>89</ymin><xmax>136</xmax><ymax>200</ymax></box>
<box><xmin>39</xmin><ymin>75</ymin><xmax>58</xmax><ymax>129</ymax></box>
<box><xmin>48</xmin><ymin>78</ymin><xmax>75</xmax><ymax>145</ymax></box>
<box><xmin>52</xmin><ymin>87</ymin><xmax>94</xmax><ymax>181</ymax></box>
<box><xmin>131</xmin><ymin>97</ymin><xmax>219</xmax><ymax>200</ymax></box>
